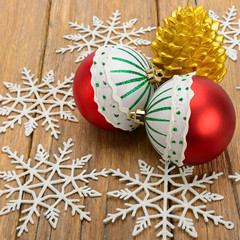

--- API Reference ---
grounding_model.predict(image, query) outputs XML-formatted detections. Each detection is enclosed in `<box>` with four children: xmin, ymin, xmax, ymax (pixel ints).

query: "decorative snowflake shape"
<box><xmin>209</xmin><ymin>5</ymin><xmax>240</xmax><ymax>61</ymax></box>
<box><xmin>104</xmin><ymin>159</ymin><xmax>234</xmax><ymax>239</ymax></box>
<box><xmin>0</xmin><ymin>138</ymin><xmax>108</xmax><ymax>237</ymax></box>
<box><xmin>229</xmin><ymin>172</ymin><xmax>240</xmax><ymax>182</ymax></box>
<box><xmin>0</xmin><ymin>68</ymin><xmax>78</xmax><ymax>139</ymax></box>
<box><xmin>56</xmin><ymin>10</ymin><xmax>156</xmax><ymax>63</ymax></box>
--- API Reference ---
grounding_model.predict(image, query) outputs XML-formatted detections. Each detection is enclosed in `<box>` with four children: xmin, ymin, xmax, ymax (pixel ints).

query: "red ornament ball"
<box><xmin>144</xmin><ymin>73</ymin><xmax>236</xmax><ymax>166</ymax></box>
<box><xmin>73</xmin><ymin>51</ymin><xmax>117</xmax><ymax>131</ymax></box>
<box><xmin>183</xmin><ymin>75</ymin><xmax>236</xmax><ymax>165</ymax></box>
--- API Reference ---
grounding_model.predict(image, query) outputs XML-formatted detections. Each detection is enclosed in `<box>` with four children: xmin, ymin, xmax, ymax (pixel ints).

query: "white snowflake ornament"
<box><xmin>209</xmin><ymin>6</ymin><xmax>240</xmax><ymax>61</ymax></box>
<box><xmin>0</xmin><ymin>138</ymin><xmax>108</xmax><ymax>237</ymax></box>
<box><xmin>104</xmin><ymin>159</ymin><xmax>234</xmax><ymax>239</ymax></box>
<box><xmin>56</xmin><ymin>10</ymin><xmax>156</xmax><ymax>63</ymax></box>
<box><xmin>0</xmin><ymin>68</ymin><xmax>78</xmax><ymax>139</ymax></box>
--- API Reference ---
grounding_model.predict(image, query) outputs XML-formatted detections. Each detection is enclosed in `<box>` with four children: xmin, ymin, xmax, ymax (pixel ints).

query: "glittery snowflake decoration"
<box><xmin>0</xmin><ymin>138</ymin><xmax>108</xmax><ymax>237</ymax></box>
<box><xmin>209</xmin><ymin>5</ymin><xmax>240</xmax><ymax>61</ymax></box>
<box><xmin>0</xmin><ymin>68</ymin><xmax>78</xmax><ymax>139</ymax></box>
<box><xmin>56</xmin><ymin>10</ymin><xmax>156</xmax><ymax>63</ymax></box>
<box><xmin>229</xmin><ymin>172</ymin><xmax>240</xmax><ymax>182</ymax></box>
<box><xmin>104</xmin><ymin>159</ymin><xmax>234</xmax><ymax>239</ymax></box>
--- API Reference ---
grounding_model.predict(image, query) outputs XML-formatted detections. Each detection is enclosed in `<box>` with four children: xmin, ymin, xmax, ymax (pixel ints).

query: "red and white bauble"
<box><xmin>73</xmin><ymin>45</ymin><xmax>155</xmax><ymax>131</ymax></box>
<box><xmin>145</xmin><ymin>72</ymin><xmax>236</xmax><ymax>166</ymax></box>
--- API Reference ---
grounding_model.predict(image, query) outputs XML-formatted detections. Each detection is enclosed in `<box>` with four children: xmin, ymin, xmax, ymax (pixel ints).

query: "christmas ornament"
<box><xmin>0</xmin><ymin>68</ymin><xmax>78</xmax><ymax>139</ymax></box>
<box><xmin>0</xmin><ymin>138</ymin><xmax>108</xmax><ymax>237</ymax></box>
<box><xmin>104</xmin><ymin>159</ymin><xmax>233</xmax><ymax>239</ymax></box>
<box><xmin>209</xmin><ymin>5</ymin><xmax>240</xmax><ymax>61</ymax></box>
<box><xmin>151</xmin><ymin>4</ymin><xmax>227</xmax><ymax>83</ymax></box>
<box><xmin>56</xmin><ymin>10</ymin><xmax>156</xmax><ymax>63</ymax></box>
<box><xmin>130</xmin><ymin>73</ymin><xmax>236</xmax><ymax>166</ymax></box>
<box><xmin>74</xmin><ymin>45</ymin><xmax>162</xmax><ymax>131</ymax></box>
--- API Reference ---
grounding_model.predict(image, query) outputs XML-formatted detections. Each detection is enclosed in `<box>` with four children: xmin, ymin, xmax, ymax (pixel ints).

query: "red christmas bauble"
<box><xmin>144</xmin><ymin>73</ymin><xmax>236</xmax><ymax>166</ymax></box>
<box><xmin>73</xmin><ymin>45</ymin><xmax>155</xmax><ymax>131</ymax></box>
<box><xmin>183</xmin><ymin>75</ymin><xmax>236</xmax><ymax>165</ymax></box>
<box><xmin>73</xmin><ymin>51</ymin><xmax>117</xmax><ymax>131</ymax></box>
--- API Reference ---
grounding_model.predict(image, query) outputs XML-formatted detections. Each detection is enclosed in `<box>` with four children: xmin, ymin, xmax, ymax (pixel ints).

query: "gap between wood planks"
<box><xmin>33</xmin><ymin>0</ymin><xmax>54</xmax><ymax>239</ymax></box>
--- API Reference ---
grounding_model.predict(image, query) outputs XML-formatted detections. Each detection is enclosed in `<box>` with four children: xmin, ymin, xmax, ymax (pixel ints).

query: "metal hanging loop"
<box><xmin>129</xmin><ymin>109</ymin><xmax>146</xmax><ymax>125</ymax></box>
<box><xmin>146</xmin><ymin>68</ymin><xmax>165</xmax><ymax>84</ymax></box>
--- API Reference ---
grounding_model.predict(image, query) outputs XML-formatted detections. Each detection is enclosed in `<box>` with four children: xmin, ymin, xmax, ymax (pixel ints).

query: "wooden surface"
<box><xmin>0</xmin><ymin>0</ymin><xmax>239</xmax><ymax>239</ymax></box>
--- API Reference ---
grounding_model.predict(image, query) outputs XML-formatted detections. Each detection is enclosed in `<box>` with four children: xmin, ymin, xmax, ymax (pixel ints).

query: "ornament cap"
<box><xmin>146</xmin><ymin>68</ymin><xmax>165</xmax><ymax>84</ymax></box>
<box><xmin>129</xmin><ymin>109</ymin><xmax>146</xmax><ymax>125</ymax></box>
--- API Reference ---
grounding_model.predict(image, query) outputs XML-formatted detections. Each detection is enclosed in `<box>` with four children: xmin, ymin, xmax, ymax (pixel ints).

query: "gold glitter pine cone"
<box><xmin>151</xmin><ymin>5</ymin><xmax>227</xmax><ymax>83</ymax></box>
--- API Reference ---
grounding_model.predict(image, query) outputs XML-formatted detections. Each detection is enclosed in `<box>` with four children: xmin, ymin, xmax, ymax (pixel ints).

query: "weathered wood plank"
<box><xmin>0</xmin><ymin>1</ymin><xmax>51</xmax><ymax>239</ymax></box>
<box><xmin>196</xmin><ymin>1</ymin><xmax>240</xmax><ymax>239</ymax></box>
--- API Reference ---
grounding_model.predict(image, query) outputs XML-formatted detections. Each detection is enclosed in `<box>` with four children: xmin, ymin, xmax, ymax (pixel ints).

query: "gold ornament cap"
<box><xmin>129</xmin><ymin>109</ymin><xmax>146</xmax><ymax>125</ymax></box>
<box><xmin>151</xmin><ymin>4</ymin><xmax>227</xmax><ymax>83</ymax></box>
<box><xmin>146</xmin><ymin>68</ymin><xmax>165</xmax><ymax>84</ymax></box>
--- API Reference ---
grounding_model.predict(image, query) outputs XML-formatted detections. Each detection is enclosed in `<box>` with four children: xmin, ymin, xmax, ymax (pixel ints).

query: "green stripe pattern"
<box><xmin>109</xmin><ymin>46</ymin><xmax>153</xmax><ymax>111</ymax></box>
<box><xmin>145</xmin><ymin>83</ymin><xmax>173</xmax><ymax>156</ymax></box>
<box><xmin>145</xmin><ymin>73</ymin><xmax>194</xmax><ymax>165</ymax></box>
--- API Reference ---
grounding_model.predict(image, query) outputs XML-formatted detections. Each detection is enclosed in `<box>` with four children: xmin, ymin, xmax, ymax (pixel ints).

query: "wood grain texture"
<box><xmin>0</xmin><ymin>1</ymin><xmax>51</xmax><ymax>239</ymax></box>
<box><xmin>0</xmin><ymin>0</ymin><xmax>239</xmax><ymax>239</ymax></box>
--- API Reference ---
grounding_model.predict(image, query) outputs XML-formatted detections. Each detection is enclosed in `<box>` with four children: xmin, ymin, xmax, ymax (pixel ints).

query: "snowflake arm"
<box><xmin>229</xmin><ymin>172</ymin><xmax>240</xmax><ymax>182</ymax></box>
<box><xmin>104</xmin><ymin>202</ymin><xmax>144</xmax><ymax>223</ymax></box>
<box><xmin>189</xmin><ymin>172</ymin><xmax>223</xmax><ymax>187</ymax></box>
<box><xmin>108</xmin><ymin>168</ymin><xmax>142</xmax><ymax>186</ymax></box>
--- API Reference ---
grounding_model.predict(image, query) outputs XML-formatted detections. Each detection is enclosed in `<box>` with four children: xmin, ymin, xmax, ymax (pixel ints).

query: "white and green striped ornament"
<box><xmin>91</xmin><ymin>45</ymin><xmax>156</xmax><ymax>131</ymax></box>
<box><xmin>144</xmin><ymin>73</ymin><xmax>195</xmax><ymax>166</ymax></box>
<box><xmin>74</xmin><ymin>44</ymin><xmax>158</xmax><ymax>131</ymax></box>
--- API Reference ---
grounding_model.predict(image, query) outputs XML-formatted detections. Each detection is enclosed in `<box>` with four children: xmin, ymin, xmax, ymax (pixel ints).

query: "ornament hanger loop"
<box><xmin>129</xmin><ymin>109</ymin><xmax>146</xmax><ymax>125</ymax></box>
<box><xmin>146</xmin><ymin>68</ymin><xmax>165</xmax><ymax>84</ymax></box>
